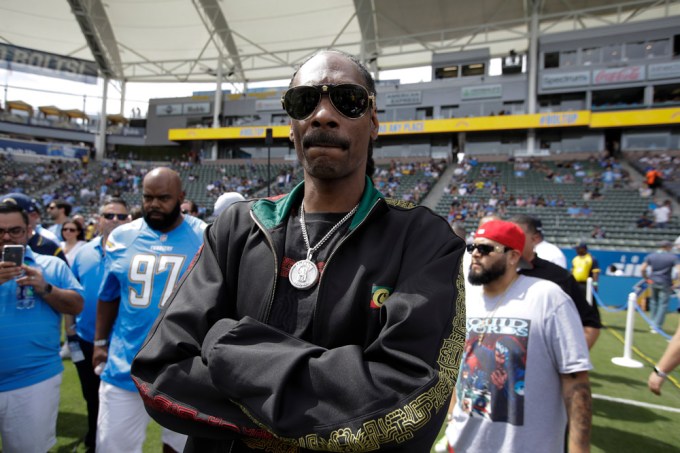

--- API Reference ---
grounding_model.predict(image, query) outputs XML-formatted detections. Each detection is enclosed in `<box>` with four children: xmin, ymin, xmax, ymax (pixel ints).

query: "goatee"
<box><xmin>468</xmin><ymin>258</ymin><xmax>507</xmax><ymax>285</ymax></box>
<box><xmin>143</xmin><ymin>201</ymin><xmax>181</xmax><ymax>231</ymax></box>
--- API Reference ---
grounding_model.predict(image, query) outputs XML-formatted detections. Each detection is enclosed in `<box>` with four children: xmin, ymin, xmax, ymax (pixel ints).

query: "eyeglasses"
<box><xmin>47</xmin><ymin>206</ymin><xmax>56</xmax><ymax>210</ymax></box>
<box><xmin>466</xmin><ymin>243</ymin><xmax>511</xmax><ymax>256</ymax></box>
<box><xmin>102</xmin><ymin>213</ymin><xmax>128</xmax><ymax>221</ymax></box>
<box><xmin>0</xmin><ymin>227</ymin><xmax>26</xmax><ymax>238</ymax></box>
<box><xmin>181</xmin><ymin>210</ymin><xmax>189</xmax><ymax>214</ymax></box>
<box><xmin>62</xmin><ymin>227</ymin><xmax>79</xmax><ymax>232</ymax></box>
<box><xmin>281</xmin><ymin>84</ymin><xmax>375</xmax><ymax>120</ymax></box>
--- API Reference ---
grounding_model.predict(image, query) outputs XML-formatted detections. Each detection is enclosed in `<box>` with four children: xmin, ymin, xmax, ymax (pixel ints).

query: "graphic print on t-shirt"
<box><xmin>457</xmin><ymin>317</ymin><xmax>530</xmax><ymax>425</ymax></box>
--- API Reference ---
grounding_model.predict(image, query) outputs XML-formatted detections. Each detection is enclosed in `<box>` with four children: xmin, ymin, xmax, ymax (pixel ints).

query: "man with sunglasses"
<box><xmin>0</xmin><ymin>203</ymin><xmax>84</xmax><ymax>453</ymax></box>
<box><xmin>132</xmin><ymin>50</ymin><xmax>466</xmax><ymax>452</ymax></box>
<box><xmin>46</xmin><ymin>199</ymin><xmax>72</xmax><ymax>242</ymax></box>
<box><xmin>446</xmin><ymin>220</ymin><xmax>592</xmax><ymax>453</ymax></box>
<box><xmin>68</xmin><ymin>197</ymin><xmax>129</xmax><ymax>453</ymax></box>
<box><xmin>180</xmin><ymin>199</ymin><xmax>199</xmax><ymax>217</ymax></box>
<box><xmin>0</xmin><ymin>193</ymin><xmax>67</xmax><ymax>263</ymax></box>
<box><xmin>94</xmin><ymin>168</ymin><xmax>206</xmax><ymax>453</ymax></box>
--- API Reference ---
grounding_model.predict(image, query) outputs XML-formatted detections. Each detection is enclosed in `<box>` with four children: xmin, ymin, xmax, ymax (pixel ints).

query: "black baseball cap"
<box><xmin>0</xmin><ymin>193</ymin><xmax>41</xmax><ymax>213</ymax></box>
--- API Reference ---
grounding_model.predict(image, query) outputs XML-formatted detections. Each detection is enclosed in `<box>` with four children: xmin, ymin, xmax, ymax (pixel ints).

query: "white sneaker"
<box><xmin>59</xmin><ymin>343</ymin><xmax>71</xmax><ymax>359</ymax></box>
<box><xmin>434</xmin><ymin>436</ymin><xmax>449</xmax><ymax>453</ymax></box>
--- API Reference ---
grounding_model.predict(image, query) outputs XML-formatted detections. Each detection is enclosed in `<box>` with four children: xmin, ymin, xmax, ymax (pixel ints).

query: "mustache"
<box><xmin>302</xmin><ymin>131</ymin><xmax>350</xmax><ymax>150</ymax></box>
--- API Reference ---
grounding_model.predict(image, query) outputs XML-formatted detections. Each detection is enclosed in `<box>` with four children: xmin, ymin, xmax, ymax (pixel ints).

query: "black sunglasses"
<box><xmin>102</xmin><ymin>213</ymin><xmax>128</xmax><ymax>221</ymax></box>
<box><xmin>466</xmin><ymin>243</ymin><xmax>511</xmax><ymax>256</ymax></box>
<box><xmin>281</xmin><ymin>84</ymin><xmax>375</xmax><ymax>120</ymax></box>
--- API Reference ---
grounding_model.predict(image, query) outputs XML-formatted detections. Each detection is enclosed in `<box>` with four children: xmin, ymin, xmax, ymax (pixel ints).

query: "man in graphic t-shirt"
<box><xmin>446</xmin><ymin>220</ymin><xmax>592</xmax><ymax>453</ymax></box>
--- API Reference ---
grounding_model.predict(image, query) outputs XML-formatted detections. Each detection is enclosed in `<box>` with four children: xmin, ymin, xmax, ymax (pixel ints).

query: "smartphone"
<box><xmin>2</xmin><ymin>245</ymin><xmax>25</xmax><ymax>266</ymax></box>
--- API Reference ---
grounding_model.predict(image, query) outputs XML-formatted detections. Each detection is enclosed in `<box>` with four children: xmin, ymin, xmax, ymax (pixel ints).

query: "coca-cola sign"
<box><xmin>592</xmin><ymin>66</ymin><xmax>645</xmax><ymax>85</ymax></box>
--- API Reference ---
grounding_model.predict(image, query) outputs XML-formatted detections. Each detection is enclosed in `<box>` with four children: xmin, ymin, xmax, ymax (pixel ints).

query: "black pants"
<box><xmin>72</xmin><ymin>336</ymin><xmax>101</xmax><ymax>453</ymax></box>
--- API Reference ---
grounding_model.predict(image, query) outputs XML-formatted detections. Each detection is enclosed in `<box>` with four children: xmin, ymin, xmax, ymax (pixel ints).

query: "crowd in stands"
<box><xmin>632</xmin><ymin>152</ymin><xmax>680</xmax><ymax>197</ymax></box>
<box><xmin>443</xmin><ymin>154</ymin><xmax>632</xmax><ymax>224</ymax></box>
<box><xmin>4</xmin><ymin>149</ymin><xmax>680</xmax><ymax>250</ymax></box>
<box><xmin>373</xmin><ymin>158</ymin><xmax>445</xmax><ymax>204</ymax></box>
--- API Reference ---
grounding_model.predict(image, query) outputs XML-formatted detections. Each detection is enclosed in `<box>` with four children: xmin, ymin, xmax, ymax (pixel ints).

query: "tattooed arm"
<box><xmin>561</xmin><ymin>371</ymin><xmax>592</xmax><ymax>453</ymax></box>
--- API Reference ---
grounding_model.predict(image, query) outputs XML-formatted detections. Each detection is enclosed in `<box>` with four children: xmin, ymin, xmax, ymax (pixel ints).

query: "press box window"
<box><xmin>416</xmin><ymin>107</ymin><xmax>433</xmax><ymax>120</ymax></box>
<box><xmin>625</xmin><ymin>42</ymin><xmax>645</xmax><ymax>60</ymax></box>
<box><xmin>544</xmin><ymin>52</ymin><xmax>559</xmax><ymax>69</ymax></box>
<box><xmin>560</xmin><ymin>51</ymin><xmax>577</xmax><ymax>67</ymax></box>
<box><xmin>582</xmin><ymin>47</ymin><xmax>600</xmax><ymax>65</ymax></box>
<box><xmin>435</xmin><ymin>65</ymin><xmax>459</xmax><ymax>79</ymax></box>
<box><xmin>646</xmin><ymin>39</ymin><xmax>668</xmax><ymax>58</ymax></box>
<box><xmin>462</xmin><ymin>63</ymin><xmax>485</xmax><ymax>77</ymax></box>
<box><xmin>602</xmin><ymin>44</ymin><xmax>622</xmax><ymax>63</ymax></box>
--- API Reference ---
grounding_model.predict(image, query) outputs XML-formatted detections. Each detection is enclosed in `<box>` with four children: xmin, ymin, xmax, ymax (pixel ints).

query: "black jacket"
<box><xmin>131</xmin><ymin>179</ymin><xmax>466</xmax><ymax>452</ymax></box>
<box><xmin>520</xmin><ymin>255</ymin><xmax>602</xmax><ymax>328</ymax></box>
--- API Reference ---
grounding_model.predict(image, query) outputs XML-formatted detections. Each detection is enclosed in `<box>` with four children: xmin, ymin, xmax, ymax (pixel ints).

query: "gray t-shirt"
<box><xmin>447</xmin><ymin>275</ymin><xmax>591</xmax><ymax>453</ymax></box>
<box><xmin>644</xmin><ymin>251</ymin><xmax>679</xmax><ymax>288</ymax></box>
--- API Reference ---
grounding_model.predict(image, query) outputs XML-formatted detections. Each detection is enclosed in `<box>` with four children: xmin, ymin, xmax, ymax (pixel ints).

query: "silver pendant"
<box><xmin>289</xmin><ymin>259</ymin><xmax>319</xmax><ymax>290</ymax></box>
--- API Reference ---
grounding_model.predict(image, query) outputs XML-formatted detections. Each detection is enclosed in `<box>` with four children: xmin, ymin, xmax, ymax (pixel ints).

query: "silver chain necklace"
<box><xmin>288</xmin><ymin>202</ymin><xmax>359</xmax><ymax>290</ymax></box>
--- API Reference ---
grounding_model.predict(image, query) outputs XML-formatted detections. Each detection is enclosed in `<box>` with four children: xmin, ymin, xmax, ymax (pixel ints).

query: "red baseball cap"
<box><xmin>474</xmin><ymin>220</ymin><xmax>525</xmax><ymax>252</ymax></box>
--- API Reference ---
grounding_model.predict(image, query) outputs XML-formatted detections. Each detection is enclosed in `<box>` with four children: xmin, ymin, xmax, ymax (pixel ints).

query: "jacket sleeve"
<box><xmin>565</xmin><ymin>274</ymin><xmax>602</xmax><ymax>329</ymax></box>
<box><xmin>131</xmin><ymin>217</ymin><xmax>270</xmax><ymax>441</ymax></box>
<box><xmin>200</xmin><ymin>210</ymin><xmax>467</xmax><ymax>449</ymax></box>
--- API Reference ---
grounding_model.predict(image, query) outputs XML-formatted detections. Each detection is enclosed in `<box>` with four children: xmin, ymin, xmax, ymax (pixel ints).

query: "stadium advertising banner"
<box><xmin>255</xmin><ymin>99</ymin><xmax>285</xmax><ymax>111</ymax></box>
<box><xmin>0</xmin><ymin>43</ymin><xmax>98</xmax><ymax>84</ymax></box>
<box><xmin>591</xmin><ymin>107</ymin><xmax>680</xmax><ymax>128</ymax></box>
<box><xmin>168</xmin><ymin>111</ymin><xmax>592</xmax><ymax>140</ymax></box>
<box><xmin>168</xmin><ymin>125</ymin><xmax>290</xmax><ymax>141</ymax></box>
<box><xmin>168</xmin><ymin>106</ymin><xmax>680</xmax><ymax>140</ymax></box>
<box><xmin>461</xmin><ymin>84</ymin><xmax>502</xmax><ymax>100</ymax></box>
<box><xmin>541</xmin><ymin>71</ymin><xmax>590</xmax><ymax>89</ymax></box>
<box><xmin>384</xmin><ymin>91</ymin><xmax>423</xmax><ymax>106</ymax></box>
<box><xmin>648</xmin><ymin>61</ymin><xmax>680</xmax><ymax>80</ymax></box>
<box><xmin>592</xmin><ymin>66</ymin><xmax>645</xmax><ymax>85</ymax></box>
<box><xmin>0</xmin><ymin>137</ymin><xmax>88</xmax><ymax>158</ymax></box>
<box><xmin>377</xmin><ymin>111</ymin><xmax>590</xmax><ymax>135</ymax></box>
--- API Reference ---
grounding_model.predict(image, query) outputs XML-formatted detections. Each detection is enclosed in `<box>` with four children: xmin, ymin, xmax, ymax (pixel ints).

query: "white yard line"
<box><xmin>593</xmin><ymin>393</ymin><xmax>680</xmax><ymax>414</ymax></box>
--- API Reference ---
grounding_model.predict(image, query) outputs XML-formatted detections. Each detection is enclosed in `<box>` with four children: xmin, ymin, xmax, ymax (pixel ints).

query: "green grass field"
<box><xmin>3</xmin><ymin>310</ymin><xmax>679</xmax><ymax>452</ymax></box>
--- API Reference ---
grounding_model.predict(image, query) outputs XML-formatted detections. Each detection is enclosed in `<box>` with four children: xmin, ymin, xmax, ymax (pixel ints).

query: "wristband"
<box><xmin>653</xmin><ymin>366</ymin><xmax>668</xmax><ymax>379</ymax></box>
<box><xmin>37</xmin><ymin>283</ymin><xmax>53</xmax><ymax>297</ymax></box>
<box><xmin>94</xmin><ymin>339</ymin><xmax>108</xmax><ymax>347</ymax></box>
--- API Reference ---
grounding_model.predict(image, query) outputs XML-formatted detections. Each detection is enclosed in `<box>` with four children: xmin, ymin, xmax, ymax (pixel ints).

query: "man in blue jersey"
<box><xmin>93</xmin><ymin>168</ymin><xmax>206</xmax><ymax>453</ymax></box>
<box><xmin>0</xmin><ymin>203</ymin><xmax>84</xmax><ymax>453</ymax></box>
<box><xmin>70</xmin><ymin>197</ymin><xmax>129</xmax><ymax>453</ymax></box>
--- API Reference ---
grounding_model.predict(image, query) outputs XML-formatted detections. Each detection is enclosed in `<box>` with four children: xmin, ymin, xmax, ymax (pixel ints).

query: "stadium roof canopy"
<box><xmin>1</xmin><ymin>0</ymin><xmax>680</xmax><ymax>85</ymax></box>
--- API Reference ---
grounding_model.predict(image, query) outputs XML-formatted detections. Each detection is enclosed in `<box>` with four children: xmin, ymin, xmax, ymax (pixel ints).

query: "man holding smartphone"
<box><xmin>0</xmin><ymin>202</ymin><xmax>84</xmax><ymax>453</ymax></box>
<box><xmin>0</xmin><ymin>193</ymin><xmax>67</xmax><ymax>263</ymax></box>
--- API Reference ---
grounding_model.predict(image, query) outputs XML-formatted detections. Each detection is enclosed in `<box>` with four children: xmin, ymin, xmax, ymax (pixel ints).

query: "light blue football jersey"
<box><xmin>98</xmin><ymin>215</ymin><xmax>206</xmax><ymax>391</ymax></box>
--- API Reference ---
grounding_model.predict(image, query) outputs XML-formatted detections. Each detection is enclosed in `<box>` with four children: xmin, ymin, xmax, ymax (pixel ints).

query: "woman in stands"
<box><xmin>59</xmin><ymin>217</ymin><xmax>89</xmax><ymax>359</ymax></box>
<box><xmin>60</xmin><ymin>218</ymin><xmax>87</xmax><ymax>266</ymax></box>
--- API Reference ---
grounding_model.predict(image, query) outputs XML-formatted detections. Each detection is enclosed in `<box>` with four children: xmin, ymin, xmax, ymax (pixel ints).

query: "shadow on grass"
<box><xmin>54</xmin><ymin>410</ymin><xmax>87</xmax><ymax>452</ymax></box>
<box><xmin>594</xmin><ymin>396</ymin><xmax>670</xmax><ymax>424</ymax></box>
<box><xmin>602</xmin><ymin>324</ymin><xmax>649</xmax><ymax>335</ymax></box>
<box><xmin>593</xmin><ymin>425</ymin><xmax>678</xmax><ymax>453</ymax></box>
<box><xmin>589</xmin><ymin>370</ymin><xmax>647</xmax><ymax>389</ymax></box>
